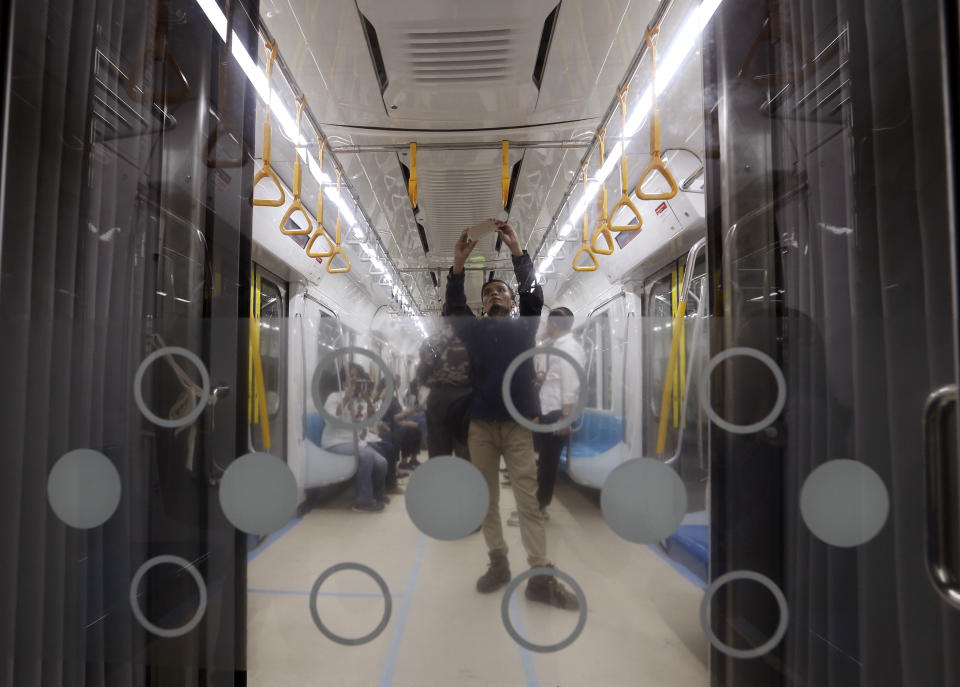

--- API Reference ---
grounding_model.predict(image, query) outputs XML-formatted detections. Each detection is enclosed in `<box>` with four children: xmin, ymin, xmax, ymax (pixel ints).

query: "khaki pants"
<box><xmin>468</xmin><ymin>419</ymin><xmax>548</xmax><ymax>567</ymax></box>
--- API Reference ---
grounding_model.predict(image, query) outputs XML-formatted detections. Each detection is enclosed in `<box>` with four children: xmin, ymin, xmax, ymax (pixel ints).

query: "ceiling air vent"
<box><xmin>359</xmin><ymin>11</ymin><xmax>389</xmax><ymax>94</ymax></box>
<box><xmin>532</xmin><ymin>3</ymin><xmax>561</xmax><ymax>90</ymax></box>
<box><xmin>405</xmin><ymin>28</ymin><xmax>515</xmax><ymax>85</ymax></box>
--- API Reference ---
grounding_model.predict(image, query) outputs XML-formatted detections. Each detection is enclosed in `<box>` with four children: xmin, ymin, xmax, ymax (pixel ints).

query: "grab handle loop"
<box><xmin>609</xmin><ymin>87</ymin><xmax>643</xmax><ymax>232</ymax></box>
<box><xmin>635</xmin><ymin>29</ymin><xmax>678</xmax><ymax>202</ymax></box>
<box><xmin>280</xmin><ymin>98</ymin><xmax>314</xmax><ymax>236</ymax></box>
<box><xmin>572</xmin><ymin>163</ymin><xmax>598</xmax><ymax>272</ymax></box>
<box><xmin>306</xmin><ymin>136</ymin><xmax>336</xmax><ymax>258</ymax></box>
<box><xmin>326</xmin><ymin>170</ymin><xmax>351</xmax><ymax>274</ymax></box>
<box><xmin>591</xmin><ymin>129</ymin><xmax>615</xmax><ymax>255</ymax></box>
<box><xmin>501</xmin><ymin>140</ymin><xmax>510</xmax><ymax>208</ymax></box>
<box><xmin>408</xmin><ymin>142</ymin><xmax>418</xmax><ymax>208</ymax></box>
<box><xmin>252</xmin><ymin>42</ymin><xmax>285</xmax><ymax>207</ymax></box>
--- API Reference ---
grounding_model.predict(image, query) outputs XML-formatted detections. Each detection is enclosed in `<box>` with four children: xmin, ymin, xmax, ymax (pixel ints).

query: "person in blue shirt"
<box><xmin>444</xmin><ymin>220</ymin><xmax>578</xmax><ymax>610</ymax></box>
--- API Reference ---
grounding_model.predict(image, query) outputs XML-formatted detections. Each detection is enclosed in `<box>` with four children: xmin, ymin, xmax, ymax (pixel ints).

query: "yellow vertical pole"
<box><xmin>248</xmin><ymin>280</ymin><xmax>254</xmax><ymax>422</ymax></box>
<box><xmin>671</xmin><ymin>268</ymin><xmax>679</xmax><ymax>427</ymax></box>
<box><xmin>678</xmin><ymin>264</ymin><xmax>686</xmax><ymax>427</ymax></box>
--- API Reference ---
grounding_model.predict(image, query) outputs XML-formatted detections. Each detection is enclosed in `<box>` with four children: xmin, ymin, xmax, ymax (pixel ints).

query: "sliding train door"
<box><xmin>0</xmin><ymin>1</ymin><xmax>261</xmax><ymax>684</ymax></box>
<box><xmin>703</xmin><ymin>0</ymin><xmax>960</xmax><ymax>685</ymax></box>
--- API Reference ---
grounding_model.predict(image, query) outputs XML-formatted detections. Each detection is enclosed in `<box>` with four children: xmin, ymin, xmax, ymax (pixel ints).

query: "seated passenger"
<box><xmin>444</xmin><ymin>220</ymin><xmax>579</xmax><ymax>610</ymax></box>
<box><xmin>320</xmin><ymin>363</ymin><xmax>389</xmax><ymax>512</ymax></box>
<box><xmin>378</xmin><ymin>379</ymin><xmax>423</xmax><ymax>469</ymax></box>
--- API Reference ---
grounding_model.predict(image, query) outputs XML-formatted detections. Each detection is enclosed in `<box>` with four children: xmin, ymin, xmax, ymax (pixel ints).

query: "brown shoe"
<box><xmin>525</xmin><ymin>568</ymin><xmax>579</xmax><ymax>610</ymax></box>
<box><xmin>476</xmin><ymin>551</ymin><xmax>511</xmax><ymax>593</ymax></box>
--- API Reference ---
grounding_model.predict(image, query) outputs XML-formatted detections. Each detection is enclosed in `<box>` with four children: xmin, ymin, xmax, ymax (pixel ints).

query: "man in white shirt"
<box><xmin>509</xmin><ymin>307</ymin><xmax>584</xmax><ymax>525</ymax></box>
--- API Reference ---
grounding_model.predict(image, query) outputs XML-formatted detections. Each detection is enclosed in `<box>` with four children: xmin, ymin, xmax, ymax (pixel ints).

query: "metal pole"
<box><xmin>332</xmin><ymin>140</ymin><xmax>590</xmax><ymax>154</ymax></box>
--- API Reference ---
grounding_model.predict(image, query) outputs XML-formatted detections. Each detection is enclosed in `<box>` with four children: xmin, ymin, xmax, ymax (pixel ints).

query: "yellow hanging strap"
<box><xmin>591</xmin><ymin>129</ymin><xmax>615</xmax><ymax>255</ymax></box>
<box><xmin>252</xmin><ymin>41</ymin><xmax>286</xmax><ymax>207</ymax></box>
<box><xmin>325</xmin><ymin>170</ymin><xmax>352</xmax><ymax>274</ymax></box>
<box><xmin>280</xmin><ymin>97</ymin><xmax>314</xmax><ymax>236</ymax></box>
<box><xmin>609</xmin><ymin>87</ymin><xmax>643</xmax><ymax>232</ymax></box>
<box><xmin>306</xmin><ymin>135</ymin><xmax>336</xmax><ymax>258</ymax></box>
<box><xmin>572</xmin><ymin>162</ymin><xmax>599</xmax><ymax>272</ymax></box>
<box><xmin>655</xmin><ymin>262</ymin><xmax>689</xmax><ymax>454</ymax></box>
<box><xmin>501</xmin><ymin>140</ymin><xmax>510</xmax><ymax>208</ymax></box>
<box><xmin>408</xmin><ymin>142</ymin><xmax>418</xmax><ymax>208</ymax></box>
<box><xmin>636</xmin><ymin>28</ymin><xmax>679</xmax><ymax>202</ymax></box>
<box><xmin>249</xmin><ymin>274</ymin><xmax>271</xmax><ymax>450</ymax></box>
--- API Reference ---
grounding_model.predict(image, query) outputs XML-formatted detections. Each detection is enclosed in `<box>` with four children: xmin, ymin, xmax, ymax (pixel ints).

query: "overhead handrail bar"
<box><xmin>252</xmin><ymin>41</ymin><xmax>286</xmax><ymax>207</ymax></box>
<box><xmin>609</xmin><ymin>87</ymin><xmax>644</xmax><ymax>232</ymax></box>
<box><xmin>123</xmin><ymin>7</ymin><xmax>190</xmax><ymax>105</ymax></box>
<box><xmin>325</xmin><ymin>170</ymin><xmax>352</xmax><ymax>274</ymax></box>
<box><xmin>636</xmin><ymin>28</ymin><xmax>679</xmax><ymax>202</ymax></box>
<box><xmin>591</xmin><ymin>129</ymin><xmax>615</xmax><ymax>255</ymax></box>
<box><xmin>408</xmin><ymin>142</ymin><xmax>418</xmax><ymax>208</ymax></box>
<box><xmin>655</xmin><ymin>237</ymin><xmax>707</xmax><ymax>454</ymax></box>
<box><xmin>334</xmin><ymin>140</ymin><xmax>589</xmax><ymax>154</ymax></box>
<box><xmin>280</xmin><ymin>97</ymin><xmax>314</xmax><ymax>237</ymax></box>
<box><xmin>501</xmin><ymin>140</ymin><xmax>510</xmax><ymax>209</ymax></box>
<box><xmin>572</xmin><ymin>163</ymin><xmax>599</xmax><ymax>272</ymax></box>
<box><xmin>306</xmin><ymin>135</ymin><xmax>336</xmax><ymax>258</ymax></box>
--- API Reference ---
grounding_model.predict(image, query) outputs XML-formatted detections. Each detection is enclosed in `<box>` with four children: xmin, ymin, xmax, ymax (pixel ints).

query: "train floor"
<box><xmin>246</xmin><ymin>458</ymin><xmax>709</xmax><ymax>687</ymax></box>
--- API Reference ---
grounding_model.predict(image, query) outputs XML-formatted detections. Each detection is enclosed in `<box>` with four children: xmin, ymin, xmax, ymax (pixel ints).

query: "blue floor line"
<box><xmin>378</xmin><ymin>534</ymin><xmax>426</xmax><ymax>687</ymax></box>
<box><xmin>648</xmin><ymin>544</ymin><xmax>707</xmax><ymax>589</ymax></box>
<box><xmin>509</xmin><ymin>594</ymin><xmax>541</xmax><ymax>687</ymax></box>
<box><xmin>248</xmin><ymin>588</ymin><xmax>406</xmax><ymax>599</ymax></box>
<box><xmin>247</xmin><ymin>516</ymin><xmax>303</xmax><ymax>564</ymax></box>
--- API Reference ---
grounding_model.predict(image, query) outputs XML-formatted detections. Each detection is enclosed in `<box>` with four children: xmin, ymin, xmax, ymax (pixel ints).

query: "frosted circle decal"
<box><xmin>698</xmin><ymin>347</ymin><xmax>786</xmax><ymax>434</ymax></box>
<box><xmin>309</xmin><ymin>563</ymin><xmax>392</xmax><ymax>645</ymax></box>
<box><xmin>405</xmin><ymin>456</ymin><xmax>489</xmax><ymax>540</ymax></box>
<box><xmin>310</xmin><ymin>347</ymin><xmax>394</xmax><ymax>431</ymax></box>
<box><xmin>133</xmin><ymin>347</ymin><xmax>210</xmax><ymax>428</ymax></box>
<box><xmin>501</xmin><ymin>346</ymin><xmax>587</xmax><ymax>433</ymax></box>
<box><xmin>699</xmin><ymin>570</ymin><xmax>788</xmax><ymax>659</ymax></box>
<box><xmin>501</xmin><ymin>567</ymin><xmax>587</xmax><ymax>653</ymax></box>
<box><xmin>219</xmin><ymin>452</ymin><xmax>298</xmax><ymax>535</ymax></box>
<box><xmin>129</xmin><ymin>555</ymin><xmax>207</xmax><ymax>638</ymax></box>
<box><xmin>800</xmin><ymin>459</ymin><xmax>889</xmax><ymax>547</ymax></box>
<box><xmin>600</xmin><ymin>458</ymin><xmax>687</xmax><ymax>544</ymax></box>
<box><xmin>47</xmin><ymin>449</ymin><xmax>121</xmax><ymax>529</ymax></box>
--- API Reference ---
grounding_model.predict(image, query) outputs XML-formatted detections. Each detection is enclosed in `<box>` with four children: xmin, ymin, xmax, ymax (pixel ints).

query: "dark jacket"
<box><xmin>444</xmin><ymin>251</ymin><xmax>542</xmax><ymax>422</ymax></box>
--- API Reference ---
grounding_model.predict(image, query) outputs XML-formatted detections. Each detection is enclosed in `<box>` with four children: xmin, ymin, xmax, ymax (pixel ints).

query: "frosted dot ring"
<box><xmin>309</xmin><ymin>563</ymin><xmax>392</xmax><ymax>646</ymax></box>
<box><xmin>133</xmin><ymin>347</ymin><xmax>210</xmax><ymax>428</ymax></box>
<box><xmin>698</xmin><ymin>347</ymin><xmax>786</xmax><ymax>434</ymax></box>
<box><xmin>129</xmin><ymin>555</ymin><xmax>208</xmax><ymax>638</ymax></box>
<box><xmin>500</xmin><ymin>567</ymin><xmax>587</xmax><ymax>653</ymax></box>
<box><xmin>311</xmin><ymin>347</ymin><xmax>395</xmax><ymax>432</ymax></box>
<box><xmin>699</xmin><ymin>570</ymin><xmax>788</xmax><ymax>659</ymax></box>
<box><xmin>502</xmin><ymin>346</ymin><xmax>587</xmax><ymax>433</ymax></box>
